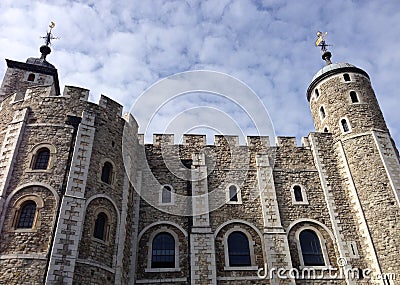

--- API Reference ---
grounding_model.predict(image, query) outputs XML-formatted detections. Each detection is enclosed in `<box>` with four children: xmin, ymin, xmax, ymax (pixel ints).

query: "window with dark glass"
<box><xmin>293</xmin><ymin>185</ymin><xmax>303</xmax><ymax>202</ymax></box>
<box><xmin>27</xmin><ymin>73</ymin><xmax>35</xmax><ymax>82</ymax></box>
<box><xmin>341</xmin><ymin>119</ymin><xmax>350</xmax><ymax>132</ymax></box>
<box><xmin>315</xmin><ymin>89</ymin><xmax>319</xmax><ymax>98</ymax></box>
<box><xmin>320</xmin><ymin>106</ymin><xmax>326</xmax><ymax>119</ymax></box>
<box><xmin>33</xmin><ymin>148</ymin><xmax>50</xmax><ymax>170</ymax></box>
<box><xmin>324</xmin><ymin>127</ymin><xmax>329</xmax><ymax>133</ymax></box>
<box><xmin>17</xmin><ymin>201</ymin><xmax>36</xmax><ymax>229</ymax></box>
<box><xmin>229</xmin><ymin>185</ymin><xmax>238</xmax><ymax>202</ymax></box>
<box><xmin>299</xmin><ymin>229</ymin><xmax>325</xmax><ymax>266</ymax></box>
<box><xmin>101</xmin><ymin>162</ymin><xmax>113</xmax><ymax>184</ymax></box>
<box><xmin>151</xmin><ymin>233</ymin><xmax>175</xmax><ymax>268</ymax></box>
<box><xmin>161</xmin><ymin>185</ymin><xmax>172</xmax><ymax>204</ymax></box>
<box><xmin>350</xmin><ymin>91</ymin><xmax>359</xmax><ymax>103</ymax></box>
<box><xmin>343</xmin><ymin>73</ymin><xmax>351</xmax><ymax>82</ymax></box>
<box><xmin>93</xmin><ymin>212</ymin><xmax>108</xmax><ymax>240</ymax></box>
<box><xmin>228</xmin><ymin>231</ymin><xmax>251</xmax><ymax>266</ymax></box>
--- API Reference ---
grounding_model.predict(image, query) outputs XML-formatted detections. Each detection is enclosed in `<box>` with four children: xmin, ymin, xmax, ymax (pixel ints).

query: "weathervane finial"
<box><xmin>315</xmin><ymin>31</ymin><xmax>332</xmax><ymax>65</ymax></box>
<box><xmin>39</xmin><ymin>21</ymin><xmax>58</xmax><ymax>60</ymax></box>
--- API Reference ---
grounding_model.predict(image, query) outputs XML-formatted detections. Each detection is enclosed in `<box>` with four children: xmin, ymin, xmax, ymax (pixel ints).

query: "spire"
<box><xmin>39</xmin><ymin>21</ymin><xmax>57</xmax><ymax>60</ymax></box>
<box><xmin>315</xmin><ymin>31</ymin><xmax>332</xmax><ymax>65</ymax></box>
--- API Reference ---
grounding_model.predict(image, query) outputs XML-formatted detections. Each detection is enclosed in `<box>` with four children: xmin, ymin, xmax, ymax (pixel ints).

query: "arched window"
<box><xmin>341</xmin><ymin>119</ymin><xmax>350</xmax><ymax>133</ymax></box>
<box><xmin>314</xmin><ymin>89</ymin><xmax>319</xmax><ymax>98</ymax></box>
<box><xmin>293</xmin><ymin>185</ymin><xmax>303</xmax><ymax>202</ymax></box>
<box><xmin>93</xmin><ymin>212</ymin><xmax>108</xmax><ymax>241</ymax></box>
<box><xmin>33</xmin><ymin>148</ymin><xmax>50</xmax><ymax>170</ymax></box>
<box><xmin>343</xmin><ymin>73</ymin><xmax>351</xmax><ymax>82</ymax></box>
<box><xmin>161</xmin><ymin>185</ymin><xmax>172</xmax><ymax>204</ymax></box>
<box><xmin>320</xmin><ymin>106</ymin><xmax>326</xmax><ymax>119</ymax></box>
<box><xmin>151</xmin><ymin>233</ymin><xmax>175</xmax><ymax>268</ymax></box>
<box><xmin>228</xmin><ymin>231</ymin><xmax>251</xmax><ymax>266</ymax></box>
<box><xmin>299</xmin><ymin>229</ymin><xmax>325</xmax><ymax>266</ymax></box>
<box><xmin>27</xmin><ymin>73</ymin><xmax>35</xmax><ymax>82</ymax></box>
<box><xmin>101</xmin><ymin>162</ymin><xmax>113</xmax><ymax>184</ymax></box>
<box><xmin>229</xmin><ymin>185</ymin><xmax>238</xmax><ymax>202</ymax></box>
<box><xmin>323</xmin><ymin>127</ymin><xmax>329</xmax><ymax>133</ymax></box>
<box><xmin>350</xmin><ymin>91</ymin><xmax>359</xmax><ymax>103</ymax></box>
<box><xmin>17</xmin><ymin>201</ymin><xmax>37</xmax><ymax>229</ymax></box>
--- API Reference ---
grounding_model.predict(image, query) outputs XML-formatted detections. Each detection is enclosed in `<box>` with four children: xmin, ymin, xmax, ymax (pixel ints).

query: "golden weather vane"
<box><xmin>315</xmin><ymin>31</ymin><xmax>332</xmax><ymax>65</ymax></box>
<box><xmin>41</xmin><ymin>21</ymin><xmax>59</xmax><ymax>47</ymax></box>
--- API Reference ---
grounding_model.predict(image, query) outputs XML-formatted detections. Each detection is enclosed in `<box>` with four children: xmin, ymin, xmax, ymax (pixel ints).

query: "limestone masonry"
<box><xmin>0</xmin><ymin>40</ymin><xmax>399</xmax><ymax>285</ymax></box>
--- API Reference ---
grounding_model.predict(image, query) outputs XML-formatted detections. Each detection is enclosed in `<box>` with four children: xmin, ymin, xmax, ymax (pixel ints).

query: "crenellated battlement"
<box><xmin>140</xmin><ymin>133</ymin><xmax>314</xmax><ymax>149</ymax></box>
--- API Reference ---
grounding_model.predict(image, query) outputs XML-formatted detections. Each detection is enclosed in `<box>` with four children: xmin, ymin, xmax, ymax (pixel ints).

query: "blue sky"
<box><xmin>0</xmin><ymin>0</ymin><xmax>399</xmax><ymax>146</ymax></box>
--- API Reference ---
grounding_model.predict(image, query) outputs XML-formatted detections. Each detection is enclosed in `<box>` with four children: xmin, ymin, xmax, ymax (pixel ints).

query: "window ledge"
<box><xmin>26</xmin><ymin>169</ymin><xmax>52</xmax><ymax>173</ymax></box>
<box><xmin>11</xmin><ymin>228</ymin><xmax>37</xmax><ymax>233</ymax></box>
<box><xmin>224</xmin><ymin>266</ymin><xmax>258</xmax><ymax>271</ymax></box>
<box><xmin>145</xmin><ymin>267</ymin><xmax>181</xmax><ymax>273</ymax></box>
<box><xmin>293</xmin><ymin>202</ymin><xmax>309</xmax><ymax>205</ymax></box>
<box><xmin>299</xmin><ymin>265</ymin><xmax>330</xmax><ymax>270</ymax></box>
<box><xmin>226</xmin><ymin>201</ymin><xmax>242</xmax><ymax>205</ymax></box>
<box><xmin>91</xmin><ymin>237</ymin><xmax>109</xmax><ymax>245</ymax></box>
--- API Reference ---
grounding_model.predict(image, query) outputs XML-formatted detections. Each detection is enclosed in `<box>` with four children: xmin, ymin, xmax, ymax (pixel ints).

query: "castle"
<box><xmin>0</xmin><ymin>28</ymin><xmax>399</xmax><ymax>285</ymax></box>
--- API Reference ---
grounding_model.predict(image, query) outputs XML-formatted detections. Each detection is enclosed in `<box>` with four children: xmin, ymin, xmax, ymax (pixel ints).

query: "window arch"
<box><xmin>350</xmin><ymin>91</ymin><xmax>359</xmax><ymax>103</ymax></box>
<box><xmin>151</xmin><ymin>232</ymin><xmax>175</xmax><ymax>268</ymax></box>
<box><xmin>27</xmin><ymin>73</ymin><xmax>35</xmax><ymax>82</ymax></box>
<box><xmin>340</xmin><ymin>118</ymin><xmax>351</xmax><ymax>133</ymax></box>
<box><xmin>343</xmin><ymin>73</ymin><xmax>351</xmax><ymax>82</ymax></box>
<box><xmin>33</xmin><ymin>147</ymin><xmax>50</xmax><ymax>170</ymax></box>
<box><xmin>227</xmin><ymin>231</ymin><xmax>251</xmax><ymax>267</ymax></box>
<box><xmin>226</xmin><ymin>184</ymin><xmax>242</xmax><ymax>204</ymax></box>
<box><xmin>291</xmin><ymin>184</ymin><xmax>308</xmax><ymax>205</ymax></box>
<box><xmin>101</xmin><ymin>161</ymin><xmax>113</xmax><ymax>184</ymax></box>
<box><xmin>299</xmin><ymin>229</ymin><xmax>325</xmax><ymax>266</ymax></box>
<box><xmin>160</xmin><ymin>185</ymin><xmax>173</xmax><ymax>204</ymax></box>
<box><xmin>323</xmin><ymin>127</ymin><xmax>329</xmax><ymax>133</ymax></box>
<box><xmin>314</xmin><ymin>89</ymin><xmax>319</xmax><ymax>98</ymax></box>
<box><xmin>16</xmin><ymin>201</ymin><xmax>37</xmax><ymax>229</ymax></box>
<box><xmin>319</xmin><ymin>106</ymin><xmax>326</xmax><ymax>119</ymax></box>
<box><xmin>93</xmin><ymin>212</ymin><xmax>108</xmax><ymax>241</ymax></box>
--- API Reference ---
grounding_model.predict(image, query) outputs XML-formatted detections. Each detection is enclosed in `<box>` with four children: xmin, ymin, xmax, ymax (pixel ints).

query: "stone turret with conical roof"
<box><xmin>0</xmin><ymin>22</ymin><xmax>60</xmax><ymax>102</ymax></box>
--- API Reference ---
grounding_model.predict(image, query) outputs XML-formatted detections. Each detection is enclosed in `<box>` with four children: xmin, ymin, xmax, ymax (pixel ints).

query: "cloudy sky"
<box><xmin>0</xmin><ymin>0</ymin><xmax>399</xmax><ymax>146</ymax></box>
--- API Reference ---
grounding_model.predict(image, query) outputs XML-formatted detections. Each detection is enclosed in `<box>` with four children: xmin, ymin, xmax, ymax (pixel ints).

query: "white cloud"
<box><xmin>0</xmin><ymin>0</ymin><xmax>399</xmax><ymax>147</ymax></box>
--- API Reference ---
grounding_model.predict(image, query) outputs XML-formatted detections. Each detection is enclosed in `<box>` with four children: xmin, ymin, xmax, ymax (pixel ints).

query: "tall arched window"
<box><xmin>320</xmin><ymin>106</ymin><xmax>326</xmax><ymax>119</ymax></box>
<box><xmin>228</xmin><ymin>231</ymin><xmax>251</xmax><ymax>266</ymax></box>
<box><xmin>314</xmin><ymin>89</ymin><xmax>319</xmax><ymax>98</ymax></box>
<box><xmin>350</xmin><ymin>91</ymin><xmax>359</xmax><ymax>103</ymax></box>
<box><xmin>101</xmin><ymin>162</ymin><xmax>113</xmax><ymax>184</ymax></box>
<box><xmin>33</xmin><ymin>148</ymin><xmax>50</xmax><ymax>170</ymax></box>
<box><xmin>17</xmin><ymin>201</ymin><xmax>37</xmax><ymax>229</ymax></box>
<box><xmin>93</xmin><ymin>212</ymin><xmax>108</xmax><ymax>241</ymax></box>
<box><xmin>341</xmin><ymin>119</ymin><xmax>350</xmax><ymax>133</ymax></box>
<box><xmin>293</xmin><ymin>185</ymin><xmax>303</xmax><ymax>202</ymax></box>
<box><xmin>161</xmin><ymin>185</ymin><xmax>172</xmax><ymax>204</ymax></box>
<box><xmin>229</xmin><ymin>185</ymin><xmax>238</xmax><ymax>202</ymax></box>
<box><xmin>299</xmin><ymin>229</ymin><xmax>325</xmax><ymax>266</ymax></box>
<box><xmin>343</xmin><ymin>73</ymin><xmax>351</xmax><ymax>82</ymax></box>
<box><xmin>151</xmin><ymin>233</ymin><xmax>175</xmax><ymax>268</ymax></box>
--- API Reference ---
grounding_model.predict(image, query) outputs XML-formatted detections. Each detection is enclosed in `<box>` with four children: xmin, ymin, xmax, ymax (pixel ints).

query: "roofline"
<box><xmin>306</xmin><ymin>66</ymin><xmax>369</xmax><ymax>101</ymax></box>
<box><xmin>6</xmin><ymin>59</ymin><xmax>61</xmax><ymax>95</ymax></box>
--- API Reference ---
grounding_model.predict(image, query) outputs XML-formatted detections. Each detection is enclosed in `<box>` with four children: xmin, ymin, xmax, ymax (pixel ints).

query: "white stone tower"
<box><xmin>307</xmin><ymin>46</ymin><xmax>400</xmax><ymax>282</ymax></box>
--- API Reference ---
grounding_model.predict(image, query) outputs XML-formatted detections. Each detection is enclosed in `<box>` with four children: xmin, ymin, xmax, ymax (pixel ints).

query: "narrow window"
<box><xmin>17</xmin><ymin>201</ymin><xmax>36</xmax><ymax>229</ymax></box>
<box><xmin>151</xmin><ymin>233</ymin><xmax>175</xmax><ymax>268</ymax></box>
<box><xmin>27</xmin><ymin>73</ymin><xmax>35</xmax><ymax>82</ymax></box>
<box><xmin>314</xmin><ymin>89</ymin><xmax>319</xmax><ymax>98</ymax></box>
<box><xmin>299</xmin><ymin>229</ymin><xmax>325</xmax><ymax>266</ymax></box>
<box><xmin>341</xmin><ymin>119</ymin><xmax>350</xmax><ymax>132</ymax></box>
<box><xmin>350</xmin><ymin>91</ymin><xmax>359</xmax><ymax>103</ymax></box>
<box><xmin>101</xmin><ymin>162</ymin><xmax>113</xmax><ymax>184</ymax></box>
<box><xmin>320</xmin><ymin>106</ymin><xmax>326</xmax><ymax>119</ymax></box>
<box><xmin>323</xmin><ymin>127</ymin><xmax>329</xmax><ymax>133</ymax></box>
<box><xmin>161</xmin><ymin>185</ymin><xmax>172</xmax><ymax>204</ymax></box>
<box><xmin>343</xmin><ymin>73</ymin><xmax>350</xmax><ymax>82</ymax></box>
<box><xmin>229</xmin><ymin>185</ymin><xmax>238</xmax><ymax>202</ymax></box>
<box><xmin>93</xmin><ymin>212</ymin><xmax>108</xmax><ymax>240</ymax></box>
<box><xmin>33</xmin><ymin>148</ymin><xmax>50</xmax><ymax>170</ymax></box>
<box><xmin>228</xmin><ymin>231</ymin><xmax>251</xmax><ymax>266</ymax></box>
<box><xmin>293</xmin><ymin>185</ymin><xmax>303</xmax><ymax>202</ymax></box>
